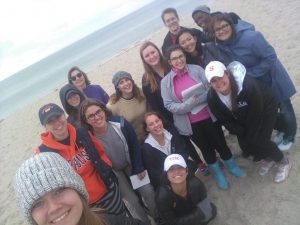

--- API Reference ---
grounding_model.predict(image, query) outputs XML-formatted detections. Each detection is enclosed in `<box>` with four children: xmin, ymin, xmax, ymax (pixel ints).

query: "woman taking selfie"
<box><xmin>15</xmin><ymin>152</ymin><xmax>146</xmax><ymax>225</ymax></box>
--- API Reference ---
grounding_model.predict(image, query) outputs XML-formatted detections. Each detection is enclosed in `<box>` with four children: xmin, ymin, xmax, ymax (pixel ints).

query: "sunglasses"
<box><xmin>70</xmin><ymin>72</ymin><xmax>83</xmax><ymax>81</ymax></box>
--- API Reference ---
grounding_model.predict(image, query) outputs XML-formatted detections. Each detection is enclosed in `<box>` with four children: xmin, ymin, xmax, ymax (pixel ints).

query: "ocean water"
<box><xmin>0</xmin><ymin>0</ymin><xmax>209</xmax><ymax>119</ymax></box>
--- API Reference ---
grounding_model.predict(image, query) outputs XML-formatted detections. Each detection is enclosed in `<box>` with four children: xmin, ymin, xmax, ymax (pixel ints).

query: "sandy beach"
<box><xmin>1</xmin><ymin>0</ymin><xmax>299</xmax><ymax>224</ymax></box>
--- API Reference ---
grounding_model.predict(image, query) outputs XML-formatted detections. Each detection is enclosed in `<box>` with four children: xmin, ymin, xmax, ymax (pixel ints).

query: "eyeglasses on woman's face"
<box><xmin>214</xmin><ymin>23</ymin><xmax>230</xmax><ymax>35</ymax></box>
<box><xmin>86</xmin><ymin>108</ymin><xmax>103</xmax><ymax>121</ymax></box>
<box><xmin>70</xmin><ymin>72</ymin><xmax>83</xmax><ymax>81</ymax></box>
<box><xmin>170</xmin><ymin>54</ymin><xmax>185</xmax><ymax>62</ymax></box>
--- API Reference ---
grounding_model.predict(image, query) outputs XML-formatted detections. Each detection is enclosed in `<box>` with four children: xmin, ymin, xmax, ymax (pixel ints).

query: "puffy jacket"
<box><xmin>216</xmin><ymin>20</ymin><xmax>296</xmax><ymax>102</ymax></box>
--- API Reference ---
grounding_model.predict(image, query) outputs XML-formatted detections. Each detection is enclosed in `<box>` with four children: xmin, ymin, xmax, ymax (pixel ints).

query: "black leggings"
<box><xmin>190</xmin><ymin>119</ymin><xmax>232</xmax><ymax>164</ymax></box>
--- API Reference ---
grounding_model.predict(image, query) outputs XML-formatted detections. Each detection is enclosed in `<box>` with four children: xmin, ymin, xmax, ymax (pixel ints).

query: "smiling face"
<box><xmin>142</xmin><ymin>45</ymin><xmax>161</xmax><ymax>67</ymax></box>
<box><xmin>210</xmin><ymin>72</ymin><xmax>231</xmax><ymax>95</ymax></box>
<box><xmin>167</xmin><ymin>165</ymin><xmax>188</xmax><ymax>185</ymax></box>
<box><xmin>169</xmin><ymin>49</ymin><xmax>186</xmax><ymax>71</ymax></box>
<box><xmin>31</xmin><ymin>188</ymin><xmax>83</xmax><ymax>225</ymax></box>
<box><xmin>163</xmin><ymin>12</ymin><xmax>180</xmax><ymax>34</ymax></box>
<box><xmin>45</xmin><ymin>114</ymin><xmax>69</xmax><ymax>141</ymax></box>
<box><xmin>67</xmin><ymin>93</ymin><xmax>81</xmax><ymax>108</ymax></box>
<box><xmin>70</xmin><ymin>70</ymin><xmax>86</xmax><ymax>89</ymax></box>
<box><xmin>145</xmin><ymin>114</ymin><xmax>164</xmax><ymax>137</ymax></box>
<box><xmin>213</xmin><ymin>20</ymin><xmax>233</xmax><ymax>41</ymax></box>
<box><xmin>118</xmin><ymin>78</ymin><xmax>133</xmax><ymax>97</ymax></box>
<box><xmin>193</xmin><ymin>11</ymin><xmax>211</xmax><ymax>29</ymax></box>
<box><xmin>84</xmin><ymin>105</ymin><xmax>106</xmax><ymax>130</ymax></box>
<box><xmin>178</xmin><ymin>32</ymin><xmax>197</xmax><ymax>53</ymax></box>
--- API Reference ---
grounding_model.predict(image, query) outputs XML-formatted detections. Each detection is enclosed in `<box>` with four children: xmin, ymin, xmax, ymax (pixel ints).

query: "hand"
<box><xmin>193</xmin><ymin>95</ymin><xmax>200</xmax><ymax>104</ymax></box>
<box><xmin>137</xmin><ymin>171</ymin><xmax>146</xmax><ymax>180</ymax></box>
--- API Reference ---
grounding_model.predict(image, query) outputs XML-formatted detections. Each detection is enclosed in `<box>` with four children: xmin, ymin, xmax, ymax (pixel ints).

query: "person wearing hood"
<box><xmin>209</xmin><ymin>13</ymin><xmax>297</xmax><ymax>152</ymax></box>
<box><xmin>205</xmin><ymin>61</ymin><xmax>292</xmax><ymax>183</ymax></box>
<box><xmin>59</xmin><ymin>83</ymin><xmax>85</xmax><ymax>128</ymax></box>
<box><xmin>34</xmin><ymin>103</ymin><xmax>126</xmax><ymax>216</ymax></box>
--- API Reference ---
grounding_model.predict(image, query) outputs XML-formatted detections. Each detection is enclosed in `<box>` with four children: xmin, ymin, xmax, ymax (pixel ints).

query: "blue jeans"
<box><xmin>276</xmin><ymin>99</ymin><xmax>297</xmax><ymax>142</ymax></box>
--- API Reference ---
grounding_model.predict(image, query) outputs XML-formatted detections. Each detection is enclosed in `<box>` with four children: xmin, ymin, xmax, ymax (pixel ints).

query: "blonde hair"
<box><xmin>140</xmin><ymin>41</ymin><xmax>170</xmax><ymax>92</ymax></box>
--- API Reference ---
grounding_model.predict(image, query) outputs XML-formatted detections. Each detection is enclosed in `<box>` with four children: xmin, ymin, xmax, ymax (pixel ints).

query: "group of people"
<box><xmin>14</xmin><ymin>4</ymin><xmax>296</xmax><ymax>225</ymax></box>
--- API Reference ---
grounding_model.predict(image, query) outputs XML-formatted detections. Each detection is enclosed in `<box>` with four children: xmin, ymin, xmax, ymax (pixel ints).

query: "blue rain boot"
<box><xmin>208</xmin><ymin>162</ymin><xmax>229</xmax><ymax>190</ymax></box>
<box><xmin>224</xmin><ymin>157</ymin><xmax>246</xmax><ymax>178</ymax></box>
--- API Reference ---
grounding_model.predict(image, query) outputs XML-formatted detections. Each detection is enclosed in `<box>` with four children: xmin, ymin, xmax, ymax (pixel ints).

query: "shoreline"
<box><xmin>1</xmin><ymin>1</ymin><xmax>300</xmax><ymax>225</ymax></box>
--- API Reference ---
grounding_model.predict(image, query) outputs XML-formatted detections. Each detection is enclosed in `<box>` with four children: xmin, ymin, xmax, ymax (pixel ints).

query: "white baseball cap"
<box><xmin>164</xmin><ymin>154</ymin><xmax>187</xmax><ymax>171</ymax></box>
<box><xmin>205</xmin><ymin>61</ymin><xmax>226</xmax><ymax>82</ymax></box>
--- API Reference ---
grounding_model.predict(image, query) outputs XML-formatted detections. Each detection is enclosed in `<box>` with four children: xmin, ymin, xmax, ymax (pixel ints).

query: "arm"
<box><xmin>97</xmin><ymin>85</ymin><xmax>110</xmax><ymax>105</ymax></box>
<box><xmin>161</xmin><ymin>78</ymin><xmax>200</xmax><ymax>114</ymax></box>
<box><xmin>122</xmin><ymin>118</ymin><xmax>145</xmax><ymax>174</ymax></box>
<box><xmin>246</xmin><ymin>32</ymin><xmax>277</xmax><ymax>78</ymax></box>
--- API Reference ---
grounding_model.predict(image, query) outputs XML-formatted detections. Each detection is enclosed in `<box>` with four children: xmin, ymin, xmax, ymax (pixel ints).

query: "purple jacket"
<box><xmin>84</xmin><ymin>84</ymin><xmax>109</xmax><ymax>104</ymax></box>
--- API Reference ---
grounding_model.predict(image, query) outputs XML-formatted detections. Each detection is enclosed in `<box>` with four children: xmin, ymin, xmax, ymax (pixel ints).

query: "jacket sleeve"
<box><xmin>89</xmin><ymin>132</ymin><xmax>112</xmax><ymax>167</ymax></box>
<box><xmin>247</xmin><ymin>32</ymin><xmax>277</xmax><ymax>78</ymax></box>
<box><xmin>122</xmin><ymin>118</ymin><xmax>145</xmax><ymax>174</ymax></box>
<box><xmin>142</xmin><ymin>144</ymin><xmax>162</xmax><ymax>188</ymax></box>
<box><xmin>243</xmin><ymin>82</ymin><xmax>265</xmax><ymax>144</ymax></box>
<box><xmin>98</xmin><ymin>85</ymin><xmax>110</xmax><ymax>105</ymax></box>
<box><xmin>161</xmin><ymin>78</ymin><xmax>199</xmax><ymax>115</ymax></box>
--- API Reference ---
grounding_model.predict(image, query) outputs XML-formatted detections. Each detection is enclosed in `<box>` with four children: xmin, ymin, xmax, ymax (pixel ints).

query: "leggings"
<box><xmin>190</xmin><ymin>119</ymin><xmax>232</xmax><ymax>164</ymax></box>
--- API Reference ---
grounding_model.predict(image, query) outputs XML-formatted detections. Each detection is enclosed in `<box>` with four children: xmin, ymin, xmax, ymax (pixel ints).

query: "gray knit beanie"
<box><xmin>112</xmin><ymin>71</ymin><xmax>133</xmax><ymax>89</ymax></box>
<box><xmin>14</xmin><ymin>152</ymin><xmax>88</xmax><ymax>225</ymax></box>
<box><xmin>192</xmin><ymin>5</ymin><xmax>211</xmax><ymax>17</ymax></box>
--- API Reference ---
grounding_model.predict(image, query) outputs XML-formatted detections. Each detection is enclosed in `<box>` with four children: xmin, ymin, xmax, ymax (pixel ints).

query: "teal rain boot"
<box><xmin>208</xmin><ymin>162</ymin><xmax>229</xmax><ymax>190</ymax></box>
<box><xmin>224</xmin><ymin>157</ymin><xmax>246</xmax><ymax>177</ymax></box>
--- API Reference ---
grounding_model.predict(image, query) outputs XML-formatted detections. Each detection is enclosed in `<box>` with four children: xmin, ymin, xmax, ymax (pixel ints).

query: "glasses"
<box><xmin>170</xmin><ymin>54</ymin><xmax>185</xmax><ymax>62</ymax></box>
<box><xmin>214</xmin><ymin>23</ymin><xmax>230</xmax><ymax>34</ymax></box>
<box><xmin>70</xmin><ymin>72</ymin><xmax>83</xmax><ymax>81</ymax></box>
<box><xmin>87</xmin><ymin>109</ymin><xmax>103</xmax><ymax>121</ymax></box>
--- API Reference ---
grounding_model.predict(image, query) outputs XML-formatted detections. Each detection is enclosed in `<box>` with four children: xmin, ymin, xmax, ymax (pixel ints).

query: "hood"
<box><xmin>59</xmin><ymin>84</ymin><xmax>85</xmax><ymax>115</ymax></box>
<box><xmin>40</xmin><ymin>124</ymin><xmax>78</xmax><ymax>156</ymax></box>
<box><xmin>218</xmin><ymin>20</ymin><xmax>255</xmax><ymax>45</ymax></box>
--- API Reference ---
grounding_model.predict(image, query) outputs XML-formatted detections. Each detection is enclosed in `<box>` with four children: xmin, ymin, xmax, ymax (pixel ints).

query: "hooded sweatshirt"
<box><xmin>59</xmin><ymin>84</ymin><xmax>85</xmax><ymax>127</ymax></box>
<box><xmin>36</xmin><ymin>124</ymin><xmax>112</xmax><ymax>205</ymax></box>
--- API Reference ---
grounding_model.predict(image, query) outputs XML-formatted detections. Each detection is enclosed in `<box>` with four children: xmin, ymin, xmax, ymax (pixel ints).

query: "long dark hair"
<box><xmin>140</xmin><ymin>41</ymin><xmax>170</xmax><ymax>92</ymax></box>
<box><xmin>68</xmin><ymin>66</ymin><xmax>91</xmax><ymax>85</ymax></box>
<box><xmin>79</xmin><ymin>99</ymin><xmax>112</xmax><ymax>132</ymax></box>
<box><xmin>226</xmin><ymin>70</ymin><xmax>239</xmax><ymax>111</ymax></box>
<box><xmin>165</xmin><ymin>45</ymin><xmax>186</xmax><ymax>61</ymax></box>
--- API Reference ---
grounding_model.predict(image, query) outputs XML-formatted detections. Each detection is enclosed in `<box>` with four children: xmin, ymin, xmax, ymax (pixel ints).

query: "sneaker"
<box><xmin>259</xmin><ymin>160</ymin><xmax>275</xmax><ymax>176</ymax></box>
<box><xmin>198</xmin><ymin>162</ymin><xmax>209</xmax><ymax>176</ymax></box>
<box><xmin>274</xmin><ymin>159</ymin><xmax>292</xmax><ymax>183</ymax></box>
<box><xmin>272</xmin><ymin>131</ymin><xmax>284</xmax><ymax>145</ymax></box>
<box><xmin>278</xmin><ymin>139</ymin><xmax>293</xmax><ymax>151</ymax></box>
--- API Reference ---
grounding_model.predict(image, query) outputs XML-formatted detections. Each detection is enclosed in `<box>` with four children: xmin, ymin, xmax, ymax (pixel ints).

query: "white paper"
<box><xmin>182</xmin><ymin>83</ymin><xmax>207</xmax><ymax>114</ymax></box>
<box><xmin>130</xmin><ymin>170</ymin><xmax>150</xmax><ymax>190</ymax></box>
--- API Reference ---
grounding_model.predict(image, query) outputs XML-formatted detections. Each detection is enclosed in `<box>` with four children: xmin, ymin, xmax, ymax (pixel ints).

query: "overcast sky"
<box><xmin>0</xmin><ymin>0</ymin><xmax>154</xmax><ymax>81</ymax></box>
